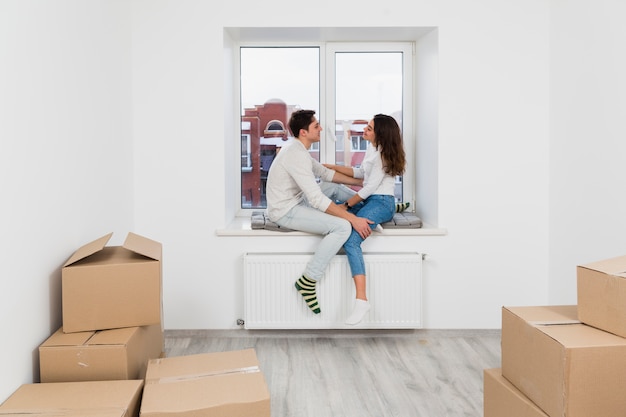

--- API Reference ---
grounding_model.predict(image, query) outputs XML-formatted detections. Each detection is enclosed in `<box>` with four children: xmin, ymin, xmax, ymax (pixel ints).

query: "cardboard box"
<box><xmin>0</xmin><ymin>380</ymin><xmax>143</xmax><ymax>417</ymax></box>
<box><xmin>483</xmin><ymin>368</ymin><xmax>548</xmax><ymax>417</ymax></box>
<box><xmin>140</xmin><ymin>349</ymin><xmax>270</xmax><ymax>417</ymax></box>
<box><xmin>501</xmin><ymin>305</ymin><xmax>626</xmax><ymax>417</ymax></box>
<box><xmin>39</xmin><ymin>324</ymin><xmax>163</xmax><ymax>383</ymax></box>
<box><xmin>62</xmin><ymin>232</ymin><xmax>162</xmax><ymax>333</ymax></box>
<box><xmin>577</xmin><ymin>254</ymin><xmax>626</xmax><ymax>337</ymax></box>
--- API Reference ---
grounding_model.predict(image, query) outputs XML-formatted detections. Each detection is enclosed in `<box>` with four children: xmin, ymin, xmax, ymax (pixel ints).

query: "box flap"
<box><xmin>63</xmin><ymin>233</ymin><xmax>113</xmax><ymax>267</ymax></box>
<box><xmin>580</xmin><ymin>254</ymin><xmax>626</xmax><ymax>278</ymax></box>
<box><xmin>40</xmin><ymin>328</ymin><xmax>94</xmax><ymax>348</ymax></box>
<box><xmin>504</xmin><ymin>305</ymin><xmax>626</xmax><ymax>347</ymax></box>
<box><xmin>123</xmin><ymin>233</ymin><xmax>162</xmax><ymax>261</ymax></box>
<box><xmin>539</xmin><ymin>321</ymin><xmax>626</xmax><ymax>347</ymax></box>
<box><xmin>503</xmin><ymin>305</ymin><xmax>580</xmax><ymax>325</ymax></box>
<box><xmin>89</xmin><ymin>327</ymin><xmax>136</xmax><ymax>346</ymax></box>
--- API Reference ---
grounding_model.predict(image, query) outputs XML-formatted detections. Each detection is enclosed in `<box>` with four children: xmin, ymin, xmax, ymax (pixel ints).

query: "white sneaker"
<box><xmin>345</xmin><ymin>299</ymin><xmax>370</xmax><ymax>325</ymax></box>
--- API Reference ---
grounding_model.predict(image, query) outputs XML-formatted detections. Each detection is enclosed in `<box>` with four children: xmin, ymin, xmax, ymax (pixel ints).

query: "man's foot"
<box><xmin>345</xmin><ymin>299</ymin><xmax>370</xmax><ymax>325</ymax></box>
<box><xmin>295</xmin><ymin>276</ymin><xmax>320</xmax><ymax>314</ymax></box>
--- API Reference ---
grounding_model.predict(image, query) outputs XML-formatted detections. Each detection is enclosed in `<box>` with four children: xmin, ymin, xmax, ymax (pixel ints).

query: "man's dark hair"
<box><xmin>288</xmin><ymin>110</ymin><xmax>316</xmax><ymax>138</ymax></box>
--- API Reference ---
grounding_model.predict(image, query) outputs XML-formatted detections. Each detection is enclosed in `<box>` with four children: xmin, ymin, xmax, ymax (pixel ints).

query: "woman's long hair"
<box><xmin>373</xmin><ymin>114</ymin><xmax>406</xmax><ymax>177</ymax></box>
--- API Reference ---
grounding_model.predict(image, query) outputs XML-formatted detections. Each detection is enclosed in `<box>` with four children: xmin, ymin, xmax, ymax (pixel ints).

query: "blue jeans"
<box><xmin>344</xmin><ymin>194</ymin><xmax>395</xmax><ymax>276</ymax></box>
<box><xmin>274</xmin><ymin>182</ymin><xmax>355</xmax><ymax>281</ymax></box>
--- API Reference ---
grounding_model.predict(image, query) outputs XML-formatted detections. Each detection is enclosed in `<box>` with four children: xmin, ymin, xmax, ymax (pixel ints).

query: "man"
<box><xmin>266</xmin><ymin>110</ymin><xmax>373</xmax><ymax>314</ymax></box>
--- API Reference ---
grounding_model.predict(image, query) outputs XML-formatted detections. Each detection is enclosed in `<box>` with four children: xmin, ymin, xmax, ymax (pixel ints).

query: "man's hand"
<box><xmin>326</xmin><ymin>202</ymin><xmax>373</xmax><ymax>239</ymax></box>
<box><xmin>351</xmin><ymin>216</ymin><xmax>374</xmax><ymax>239</ymax></box>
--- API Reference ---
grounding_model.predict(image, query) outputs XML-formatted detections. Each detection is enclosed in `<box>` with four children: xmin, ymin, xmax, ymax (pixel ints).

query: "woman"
<box><xmin>324</xmin><ymin>114</ymin><xmax>406</xmax><ymax>325</ymax></box>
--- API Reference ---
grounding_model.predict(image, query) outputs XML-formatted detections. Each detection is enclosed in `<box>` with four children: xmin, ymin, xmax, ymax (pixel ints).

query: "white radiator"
<box><xmin>243</xmin><ymin>252</ymin><xmax>422</xmax><ymax>329</ymax></box>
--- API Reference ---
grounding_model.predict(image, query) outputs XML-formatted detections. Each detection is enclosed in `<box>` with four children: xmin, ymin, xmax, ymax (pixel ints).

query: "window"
<box><xmin>238</xmin><ymin>42</ymin><xmax>415</xmax><ymax>212</ymax></box>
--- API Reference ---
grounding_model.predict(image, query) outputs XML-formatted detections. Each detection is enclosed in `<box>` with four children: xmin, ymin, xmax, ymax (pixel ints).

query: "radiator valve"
<box><xmin>236</xmin><ymin>319</ymin><xmax>245</xmax><ymax>326</ymax></box>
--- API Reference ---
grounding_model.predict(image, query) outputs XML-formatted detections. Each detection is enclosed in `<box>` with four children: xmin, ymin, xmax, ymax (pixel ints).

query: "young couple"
<box><xmin>266</xmin><ymin>110</ymin><xmax>406</xmax><ymax>325</ymax></box>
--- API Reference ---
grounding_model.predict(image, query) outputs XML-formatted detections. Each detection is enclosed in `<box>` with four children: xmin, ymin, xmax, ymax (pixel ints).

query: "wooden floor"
<box><xmin>164</xmin><ymin>328</ymin><xmax>502</xmax><ymax>417</ymax></box>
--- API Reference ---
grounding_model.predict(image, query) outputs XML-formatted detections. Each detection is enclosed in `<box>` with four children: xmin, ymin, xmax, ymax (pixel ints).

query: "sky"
<box><xmin>240</xmin><ymin>47</ymin><xmax>403</xmax><ymax>122</ymax></box>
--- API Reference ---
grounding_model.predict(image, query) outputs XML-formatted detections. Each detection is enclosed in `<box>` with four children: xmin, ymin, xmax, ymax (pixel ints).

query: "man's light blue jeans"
<box><xmin>274</xmin><ymin>182</ymin><xmax>355</xmax><ymax>281</ymax></box>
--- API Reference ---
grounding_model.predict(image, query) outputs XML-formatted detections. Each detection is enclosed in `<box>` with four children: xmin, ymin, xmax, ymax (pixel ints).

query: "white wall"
<box><xmin>131</xmin><ymin>0</ymin><xmax>552</xmax><ymax>331</ymax></box>
<box><xmin>3</xmin><ymin>0</ymin><xmax>626</xmax><ymax>403</ymax></box>
<box><xmin>549</xmin><ymin>0</ymin><xmax>626</xmax><ymax>303</ymax></box>
<box><xmin>0</xmin><ymin>0</ymin><xmax>133</xmax><ymax>402</ymax></box>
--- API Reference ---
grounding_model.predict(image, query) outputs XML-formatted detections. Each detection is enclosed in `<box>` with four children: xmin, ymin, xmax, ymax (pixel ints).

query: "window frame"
<box><xmin>235</xmin><ymin>41</ymin><xmax>415</xmax><ymax>215</ymax></box>
<box><xmin>241</xmin><ymin>132</ymin><xmax>252</xmax><ymax>173</ymax></box>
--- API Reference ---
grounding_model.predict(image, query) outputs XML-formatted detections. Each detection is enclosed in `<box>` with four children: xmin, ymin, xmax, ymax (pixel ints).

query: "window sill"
<box><xmin>216</xmin><ymin>216</ymin><xmax>447</xmax><ymax>237</ymax></box>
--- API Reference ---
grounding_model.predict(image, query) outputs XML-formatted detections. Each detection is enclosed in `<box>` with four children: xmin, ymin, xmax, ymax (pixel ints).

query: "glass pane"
<box><xmin>240</xmin><ymin>47</ymin><xmax>320</xmax><ymax>209</ymax></box>
<box><xmin>334</xmin><ymin>52</ymin><xmax>404</xmax><ymax>202</ymax></box>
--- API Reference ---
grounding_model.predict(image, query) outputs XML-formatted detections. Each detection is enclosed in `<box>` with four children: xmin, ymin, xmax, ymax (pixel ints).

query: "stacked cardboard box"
<box><xmin>484</xmin><ymin>255</ymin><xmax>626</xmax><ymax>417</ymax></box>
<box><xmin>2</xmin><ymin>232</ymin><xmax>272</xmax><ymax>415</ymax></box>
<box><xmin>61</xmin><ymin>232</ymin><xmax>163</xmax><ymax>333</ymax></box>
<box><xmin>1</xmin><ymin>233</ymin><xmax>163</xmax><ymax>415</ymax></box>
<box><xmin>577</xmin><ymin>255</ymin><xmax>626</xmax><ymax>338</ymax></box>
<box><xmin>40</xmin><ymin>232</ymin><xmax>164</xmax><ymax>383</ymax></box>
<box><xmin>39</xmin><ymin>325</ymin><xmax>163</xmax><ymax>382</ymax></box>
<box><xmin>0</xmin><ymin>380</ymin><xmax>144</xmax><ymax>417</ymax></box>
<box><xmin>140</xmin><ymin>349</ymin><xmax>271</xmax><ymax>417</ymax></box>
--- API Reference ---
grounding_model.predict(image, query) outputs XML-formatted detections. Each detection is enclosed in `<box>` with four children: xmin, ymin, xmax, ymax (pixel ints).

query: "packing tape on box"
<box><xmin>147</xmin><ymin>366</ymin><xmax>261</xmax><ymax>384</ymax></box>
<box><xmin>528</xmin><ymin>319</ymin><xmax>581</xmax><ymax>325</ymax></box>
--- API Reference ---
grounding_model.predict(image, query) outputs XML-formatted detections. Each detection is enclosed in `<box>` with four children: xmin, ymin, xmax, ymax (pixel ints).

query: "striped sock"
<box><xmin>395</xmin><ymin>202</ymin><xmax>410</xmax><ymax>213</ymax></box>
<box><xmin>294</xmin><ymin>275</ymin><xmax>320</xmax><ymax>314</ymax></box>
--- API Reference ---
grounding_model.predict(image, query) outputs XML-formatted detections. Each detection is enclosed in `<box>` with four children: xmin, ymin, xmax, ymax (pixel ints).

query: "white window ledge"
<box><xmin>216</xmin><ymin>216</ymin><xmax>447</xmax><ymax>237</ymax></box>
